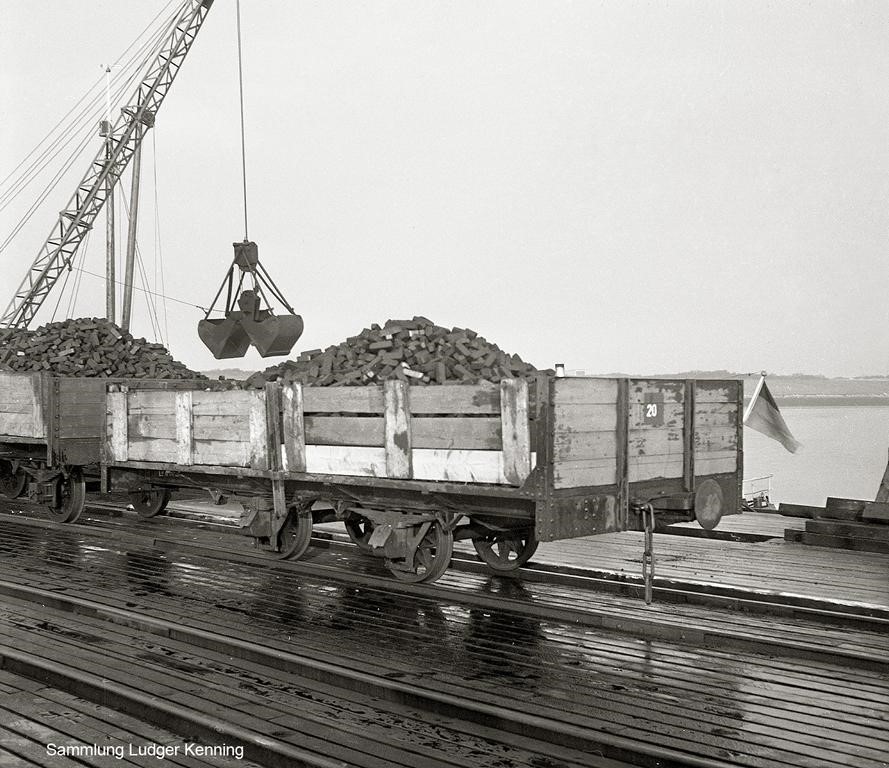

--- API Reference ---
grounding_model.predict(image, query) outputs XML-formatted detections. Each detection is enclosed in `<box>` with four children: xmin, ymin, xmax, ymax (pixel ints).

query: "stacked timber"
<box><xmin>0</xmin><ymin>318</ymin><xmax>203</xmax><ymax>379</ymax></box>
<box><xmin>782</xmin><ymin>497</ymin><xmax>889</xmax><ymax>554</ymax></box>
<box><xmin>247</xmin><ymin>317</ymin><xmax>549</xmax><ymax>388</ymax></box>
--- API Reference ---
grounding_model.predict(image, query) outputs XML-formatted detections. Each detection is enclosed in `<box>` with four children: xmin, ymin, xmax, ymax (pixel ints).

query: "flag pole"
<box><xmin>743</xmin><ymin>373</ymin><xmax>766</xmax><ymax>424</ymax></box>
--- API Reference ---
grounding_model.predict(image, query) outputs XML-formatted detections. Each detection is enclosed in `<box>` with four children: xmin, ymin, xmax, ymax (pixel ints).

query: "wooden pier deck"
<box><xmin>526</xmin><ymin>512</ymin><xmax>888</xmax><ymax>612</ymax></box>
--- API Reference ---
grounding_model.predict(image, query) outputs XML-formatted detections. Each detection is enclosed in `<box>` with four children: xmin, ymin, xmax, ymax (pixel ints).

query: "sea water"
<box><xmin>742</xmin><ymin>406</ymin><xmax>889</xmax><ymax>506</ymax></box>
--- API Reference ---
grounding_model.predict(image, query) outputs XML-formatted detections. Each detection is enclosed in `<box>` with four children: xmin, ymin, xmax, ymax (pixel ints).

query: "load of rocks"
<box><xmin>247</xmin><ymin>317</ymin><xmax>548</xmax><ymax>388</ymax></box>
<box><xmin>0</xmin><ymin>318</ymin><xmax>203</xmax><ymax>379</ymax></box>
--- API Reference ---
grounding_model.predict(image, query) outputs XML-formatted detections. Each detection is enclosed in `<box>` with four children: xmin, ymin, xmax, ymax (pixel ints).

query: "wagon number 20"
<box><xmin>641</xmin><ymin>394</ymin><xmax>665</xmax><ymax>426</ymax></box>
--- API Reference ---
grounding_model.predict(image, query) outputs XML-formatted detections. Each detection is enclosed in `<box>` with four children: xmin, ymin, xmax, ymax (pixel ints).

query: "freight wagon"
<box><xmin>1</xmin><ymin>372</ymin><xmax>742</xmax><ymax>583</ymax></box>
<box><xmin>0</xmin><ymin>372</ymin><xmax>212</xmax><ymax>520</ymax></box>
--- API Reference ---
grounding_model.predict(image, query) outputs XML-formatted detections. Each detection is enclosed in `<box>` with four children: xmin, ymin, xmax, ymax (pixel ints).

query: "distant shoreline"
<box><xmin>777</xmin><ymin>396</ymin><xmax>889</xmax><ymax>407</ymax></box>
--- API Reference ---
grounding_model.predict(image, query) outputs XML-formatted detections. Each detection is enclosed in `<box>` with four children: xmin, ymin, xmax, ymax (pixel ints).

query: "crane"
<box><xmin>0</xmin><ymin>0</ymin><xmax>215</xmax><ymax>331</ymax></box>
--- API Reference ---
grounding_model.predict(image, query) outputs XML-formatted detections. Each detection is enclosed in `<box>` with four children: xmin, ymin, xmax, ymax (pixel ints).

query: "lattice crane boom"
<box><xmin>0</xmin><ymin>0</ymin><xmax>214</xmax><ymax>330</ymax></box>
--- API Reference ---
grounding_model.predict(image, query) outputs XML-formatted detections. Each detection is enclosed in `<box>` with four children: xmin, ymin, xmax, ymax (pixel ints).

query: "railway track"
<box><xmin>7</xmin><ymin>497</ymin><xmax>886</xmax><ymax>628</ymax></box>
<box><xmin>2</xmin><ymin>501</ymin><xmax>888</xmax><ymax>670</ymax></box>
<box><xmin>5</xmin><ymin>498</ymin><xmax>889</xmax><ymax>639</ymax></box>
<box><xmin>1</xmin><ymin>501</ymin><xmax>888</xmax><ymax>767</ymax></box>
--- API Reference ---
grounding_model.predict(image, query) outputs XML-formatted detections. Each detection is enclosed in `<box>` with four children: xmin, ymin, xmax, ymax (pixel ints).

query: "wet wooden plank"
<box><xmin>0</xmin><ymin>722</ymin><xmax>80</xmax><ymax>767</ymax></box>
<box><xmin>0</xmin><ymin>697</ymin><xmax>143</xmax><ymax>768</ymax></box>
<box><xmin>16</xmin><ymin>687</ymin><xmax>225</xmax><ymax>768</ymax></box>
<box><xmin>0</xmin><ymin>607</ymin><xmax>458</xmax><ymax>768</ymax></box>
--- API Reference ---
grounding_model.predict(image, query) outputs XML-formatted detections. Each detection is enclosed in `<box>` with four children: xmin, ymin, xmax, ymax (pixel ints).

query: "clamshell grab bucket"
<box><xmin>199</xmin><ymin>240</ymin><xmax>302</xmax><ymax>359</ymax></box>
<box><xmin>241</xmin><ymin>313</ymin><xmax>304</xmax><ymax>358</ymax></box>
<box><xmin>197</xmin><ymin>313</ymin><xmax>252</xmax><ymax>359</ymax></box>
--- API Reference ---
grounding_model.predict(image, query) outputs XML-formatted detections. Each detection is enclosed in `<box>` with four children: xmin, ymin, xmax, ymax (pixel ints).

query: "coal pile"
<box><xmin>247</xmin><ymin>317</ymin><xmax>549</xmax><ymax>388</ymax></box>
<box><xmin>0</xmin><ymin>318</ymin><xmax>203</xmax><ymax>379</ymax></box>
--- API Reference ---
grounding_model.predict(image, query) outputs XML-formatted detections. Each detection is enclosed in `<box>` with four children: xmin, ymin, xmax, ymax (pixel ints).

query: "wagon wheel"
<box><xmin>129</xmin><ymin>487</ymin><xmax>171</xmax><ymax>519</ymax></box>
<box><xmin>344</xmin><ymin>513</ymin><xmax>374</xmax><ymax>552</ymax></box>
<box><xmin>387</xmin><ymin>521</ymin><xmax>453</xmax><ymax>584</ymax></box>
<box><xmin>472</xmin><ymin>533</ymin><xmax>538</xmax><ymax>572</ymax></box>
<box><xmin>47</xmin><ymin>469</ymin><xmax>86</xmax><ymax>524</ymax></box>
<box><xmin>274</xmin><ymin>511</ymin><xmax>313</xmax><ymax>560</ymax></box>
<box><xmin>0</xmin><ymin>462</ymin><xmax>27</xmax><ymax>499</ymax></box>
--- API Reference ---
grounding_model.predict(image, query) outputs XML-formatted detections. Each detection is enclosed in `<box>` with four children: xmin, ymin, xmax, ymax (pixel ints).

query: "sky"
<box><xmin>1</xmin><ymin>0</ymin><xmax>888</xmax><ymax>377</ymax></box>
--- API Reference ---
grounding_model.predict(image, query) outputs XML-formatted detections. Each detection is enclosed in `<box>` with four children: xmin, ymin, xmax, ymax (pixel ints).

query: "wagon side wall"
<box><xmin>282</xmin><ymin>380</ymin><xmax>531</xmax><ymax>485</ymax></box>
<box><xmin>105</xmin><ymin>379</ymin><xmax>534</xmax><ymax>487</ymax></box>
<box><xmin>107</xmin><ymin>386</ymin><xmax>269</xmax><ymax>469</ymax></box>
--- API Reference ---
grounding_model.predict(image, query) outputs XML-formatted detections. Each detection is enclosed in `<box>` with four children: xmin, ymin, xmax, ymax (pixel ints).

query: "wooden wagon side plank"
<box><xmin>500</xmin><ymin>378</ymin><xmax>530</xmax><ymax>485</ymax></box>
<box><xmin>384</xmin><ymin>380</ymin><xmax>412</xmax><ymax>479</ymax></box>
<box><xmin>282</xmin><ymin>382</ymin><xmax>306</xmax><ymax>473</ymax></box>
<box><xmin>248</xmin><ymin>390</ymin><xmax>268</xmax><ymax>470</ymax></box>
<box><xmin>106</xmin><ymin>389</ymin><xmax>128</xmax><ymax>463</ymax></box>
<box><xmin>175</xmin><ymin>391</ymin><xmax>194</xmax><ymax>466</ymax></box>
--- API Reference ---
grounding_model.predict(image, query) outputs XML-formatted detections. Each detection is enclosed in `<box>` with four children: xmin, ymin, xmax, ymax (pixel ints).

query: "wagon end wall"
<box><xmin>540</xmin><ymin>377</ymin><xmax>742</xmax><ymax>542</ymax></box>
<box><xmin>0</xmin><ymin>372</ymin><xmax>46</xmax><ymax>440</ymax></box>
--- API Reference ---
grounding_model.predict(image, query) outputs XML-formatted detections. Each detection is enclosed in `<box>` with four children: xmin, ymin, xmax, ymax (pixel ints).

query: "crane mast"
<box><xmin>0</xmin><ymin>0</ymin><xmax>214</xmax><ymax>330</ymax></box>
